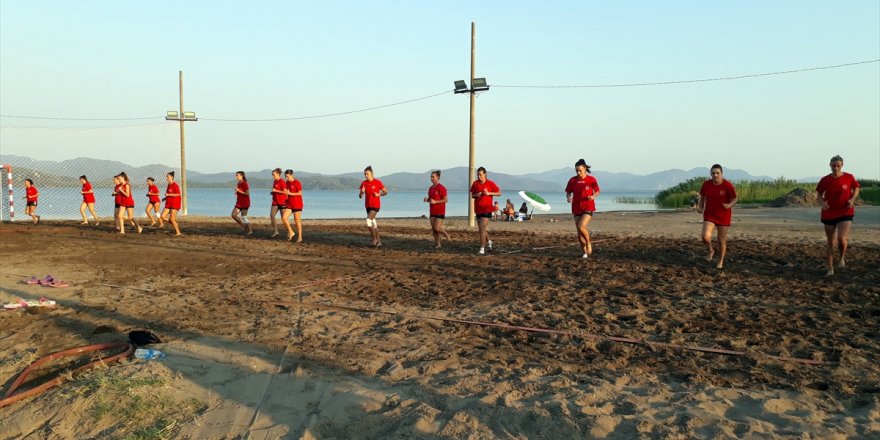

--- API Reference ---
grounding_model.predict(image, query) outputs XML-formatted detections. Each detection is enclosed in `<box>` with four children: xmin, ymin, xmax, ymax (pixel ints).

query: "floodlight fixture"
<box><xmin>183</xmin><ymin>111</ymin><xmax>197</xmax><ymax>120</ymax></box>
<box><xmin>471</xmin><ymin>78</ymin><xmax>489</xmax><ymax>92</ymax></box>
<box><xmin>165</xmin><ymin>111</ymin><xmax>179</xmax><ymax>120</ymax></box>
<box><xmin>453</xmin><ymin>80</ymin><xmax>469</xmax><ymax>94</ymax></box>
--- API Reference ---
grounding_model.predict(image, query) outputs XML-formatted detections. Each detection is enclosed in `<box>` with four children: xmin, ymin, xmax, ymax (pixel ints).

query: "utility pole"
<box><xmin>165</xmin><ymin>70</ymin><xmax>197</xmax><ymax>216</ymax></box>
<box><xmin>468</xmin><ymin>21</ymin><xmax>476</xmax><ymax>228</ymax></box>
<box><xmin>453</xmin><ymin>23</ymin><xmax>489</xmax><ymax>228</ymax></box>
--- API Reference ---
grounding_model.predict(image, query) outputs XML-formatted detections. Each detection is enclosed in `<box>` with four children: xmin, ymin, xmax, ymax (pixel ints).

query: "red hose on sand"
<box><xmin>1</xmin><ymin>342</ymin><xmax>134</xmax><ymax>408</ymax></box>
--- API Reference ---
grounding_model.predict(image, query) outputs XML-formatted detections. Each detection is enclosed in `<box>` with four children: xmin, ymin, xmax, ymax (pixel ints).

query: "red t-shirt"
<box><xmin>428</xmin><ymin>183</ymin><xmax>447</xmax><ymax>216</ymax></box>
<box><xmin>271</xmin><ymin>179</ymin><xmax>287</xmax><ymax>206</ymax></box>
<box><xmin>82</xmin><ymin>182</ymin><xmax>95</xmax><ymax>204</ymax></box>
<box><xmin>147</xmin><ymin>184</ymin><xmax>161</xmax><ymax>204</ymax></box>
<box><xmin>165</xmin><ymin>182</ymin><xmax>181</xmax><ymax>210</ymax></box>
<box><xmin>26</xmin><ymin>186</ymin><xmax>38</xmax><ymax>203</ymax></box>
<box><xmin>286</xmin><ymin>180</ymin><xmax>303</xmax><ymax>210</ymax></box>
<box><xmin>235</xmin><ymin>181</ymin><xmax>250</xmax><ymax>209</ymax></box>
<box><xmin>113</xmin><ymin>184</ymin><xmax>122</xmax><ymax>205</ymax></box>
<box><xmin>816</xmin><ymin>172</ymin><xmax>860</xmax><ymax>220</ymax></box>
<box><xmin>470</xmin><ymin>179</ymin><xmax>500</xmax><ymax>214</ymax></box>
<box><xmin>361</xmin><ymin>179</ymin><xmax>385</xmax><ymax>209</ymax></box>
<box><xmin>565</xmin><ymin>175</ymin><xmax>600</xmax><ymax>214</ymax></box>
<box><xmin>121</xmin><ymin>183</ymin><xmax>135</xmax><ymax>207</ymax></box>
<box><xmin>700</xmin><ymin>179</ymin><xmax>737</xmax><ymax>226</ymax></box>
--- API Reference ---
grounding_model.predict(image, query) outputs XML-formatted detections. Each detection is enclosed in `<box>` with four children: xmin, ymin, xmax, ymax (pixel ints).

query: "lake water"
<box><xmin>2</xmin><ymin>188</ymin><xmax>658</xmax><ymax>220</ymax></box>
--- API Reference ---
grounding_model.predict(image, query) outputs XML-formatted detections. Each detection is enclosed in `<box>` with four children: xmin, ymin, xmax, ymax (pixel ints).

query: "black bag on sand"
<box><xmin>128</xmin><ymin>330</ymin><xmax>162</xmax><ymax>346</ymax></box>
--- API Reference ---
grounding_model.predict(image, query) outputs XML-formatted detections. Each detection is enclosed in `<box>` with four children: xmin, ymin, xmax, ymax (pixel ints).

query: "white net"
<box><xmin>0</xmin><ymin>122</ymin><xmax>180</xmax><ymax>221</ymax></box>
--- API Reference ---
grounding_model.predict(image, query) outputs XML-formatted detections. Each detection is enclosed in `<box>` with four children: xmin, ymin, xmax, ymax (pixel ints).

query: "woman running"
<box><xmin>359</xmin><ymin>166</ymin><xmax>388</xmax><ymax>247</ymax></box>
<box><xmin>145</xmin><ymin>177</ymin><xmax>161</xmax><ymax>226</ymax></box>
<box><xmin>232</xmin><ymin>171</ymin><xmax>253</xmax><ymax>235</ymax></box>
<box><xmin>816</xmin><ymin>155</ymin><xmax>861</xmax><ymax>276</ymax></box>
<box><xmin>79</xmin><ymin>175</ymin><xmax>99</xmax><ymax>225</ymax></box>
<box><xmin>117</xmin><ymin>172</ymin><xmax>143</xmax><ymax>235</ymax></box>
<box><xmin>285</xmin><ymin>169</ymin><xmax>304</xmax><ymax>242</ymax></box>
<box><xmin>698</xmin><ymin>164</ymin><xmax>737</xmax><ymax>269</ymax></box>
<box><xmin>269</xmin><ymin>168</ymin><xmax>287</xmax><ymax>237</ymax></box>
<box><xmin>158</xmin><ymin>171</ymin><xmax>182</xmax><ymax>236</ymax></box>
<box><xmin>424</xmin><ymin>170</ymin><xmax>450</xmax><ymax>249</ymax></box>
<box><xmin>565</xmin><ymin>159</ymin><xmax>600</xmax><ymax>259</ymax></box>
<box><xmin>23</xmin><ymin>178</ymin><xmax>39</xmax><ymax>224</ymax></box>
<box><xmin>470</xmin><ymin>166</ymin><xmax>501</xmax><ymax>255</ymax></box>
<box><xmin>112</xmin><ymin>175</ymin><xmax>122</xmax><ymax>231</ymax></box>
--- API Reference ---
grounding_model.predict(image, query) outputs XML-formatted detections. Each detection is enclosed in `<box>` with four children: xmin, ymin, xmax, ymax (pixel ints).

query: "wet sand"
<box><xmin>1</xmin><ymin>207</ymin><xmax>879</xmax><ymax>439</ymax></box>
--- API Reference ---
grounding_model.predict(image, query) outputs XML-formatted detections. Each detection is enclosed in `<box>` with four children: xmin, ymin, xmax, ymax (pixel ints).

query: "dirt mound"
<box><xmin>768</xmin><ymin>188</ymin><xmax>819</xmax><ymax>207</ymax></box>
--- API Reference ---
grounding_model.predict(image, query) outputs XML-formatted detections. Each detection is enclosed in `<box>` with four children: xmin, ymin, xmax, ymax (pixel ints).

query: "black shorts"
<box><xmin>124</xmin><ymin>204</ymin><xmax>134</xmax><ymax>209</ymax></box>
<box><xmin>283</xmin><ymin>207</ymin><xmax>302</xmax><ymax>212</ymax></box>
<box><xmin>114</xmin><ymin>204</ymin><xmax>121</xmax><ymax>209</ymax></box>
<box><xmin>366</xmin><ymin>208</ymin><xmax>380</xmax><ymax>214</ymax></box>
<box><xmin>430</xmin><ymin>215</ymin><xmax>445</xmax><ymax>219</ymax></box>
<box><xmin>476</xmin><ymin>212</ymin><xmax>492</xmax><ymax>219</ymax></box>
<box><xmin>822</xmin><ymin>216</ymin><xmax>853</xmax><ymax>226</ymax></box>
<box><xmin>573</xmin><ymin>211</ymin><xmax>594</xmax><ymax>217</ymax></box>
<box><xmin>272</xmin><ymin>204</ymin><xmax>285</xmax><ymax>208</ymax></box>
<box><xmin>235</xmin><ymin>205</ymin><xmax>250</xmax><ymax>211</ymax></box>
<box><xmin>26</xmin><ymin>201</ymin><xmax>37</xmax><ymax>207</ymax></box>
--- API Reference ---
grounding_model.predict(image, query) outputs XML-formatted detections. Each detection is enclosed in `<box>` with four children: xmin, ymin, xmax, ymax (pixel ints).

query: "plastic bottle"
<box><xmin>134</xmin><ymin>348</ymin><xmax>166</xmax><ymax>360</ymax></box>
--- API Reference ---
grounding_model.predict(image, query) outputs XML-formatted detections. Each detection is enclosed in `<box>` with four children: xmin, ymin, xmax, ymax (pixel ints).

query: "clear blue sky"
<box><xmin>1</xmin><ymin>1</ymin><xmax>878</xmax><ymax>179</ymax></box>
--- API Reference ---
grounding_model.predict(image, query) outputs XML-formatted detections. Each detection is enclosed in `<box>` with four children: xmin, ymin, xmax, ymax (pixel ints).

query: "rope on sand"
<box><xmin>257</xmin><ymin>299</ymin><xmax>825</xmax><ymax>366</ymax></box>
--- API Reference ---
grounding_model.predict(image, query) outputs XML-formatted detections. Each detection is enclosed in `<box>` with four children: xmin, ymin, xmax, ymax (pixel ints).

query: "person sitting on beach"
<box><xmin>503</xmin><ymin>199</ymin><xmax>516</xmax><ymax>221</ymax></box>
<box><xmin>816</xmin><ymin>154</ymin><xmax>860</xmax><ymax>276</ymax></box>
<box><xmin>698</xmin><ymin>164</ymin><xmax>737</xmax><ymax>269</ymax></box>
<box><xmin>492</xmin><ymin>201</ymin><xmax>501</xmax><ymax>220</ymax></box>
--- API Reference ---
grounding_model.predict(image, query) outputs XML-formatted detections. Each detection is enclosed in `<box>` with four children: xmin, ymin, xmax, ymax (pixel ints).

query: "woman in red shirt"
<box><xmin>565</xmin><ymin>159</ymin><xmax>600</xmax><ymax>259</ymax></box>
<box><xmin>232</xmin><ymin>171</ymin><xmax>253</xmax><ymax>235</ymax></box>
<box><xmin>145</xmin><ymin>177</ymin><xmax>162</xmax><ymax>226</ymax></box>
<box><xmin>117</xmin><ymin>172</ymin><xmax>143</xmax><ymax>235</ymax></box>
<box><xmin>470</xmin><ymin>166</ymin><xmax>501</xmax><ymax>255</ymax></box>
<box><xmin>424</xmin><ymin>170</ymin><xmax>450</xmax><ymax>249</ymax></box>
<box><xmin>269</xmin><ymin>168</ymin><xmax>287</xmax><ymax>238</ymax></box>
<box><xmin>816</xmin><ymin>155</ymin><xmax>861</xmax><ymax>276</ymax></box>
<box><xmin>79</xmin><ymin>175</ymin><xmax>99</xmax><ymax>225</ymax></box>
<box><xmin>359</xmin><ymin>166</ymin><xmax>388</xmax><ymax>247</ymax></box>
<box><xmin>698</xmin><ymin>164</ymin><xmax>737</xmax><ymax>269</ymax></box>
<box><xmin>158</xmin><ymin>171</ymin><xmax>182</xmax><ymax>236</ymax></box>
<box><xmin>284</xmin><ymin>169</ymin><xmax>304</xmax><ymax>243</ymax></box>
<box><xmin>111</xmin><ymin>175</ymin><xmax>123</xmax><ymax>231</ymax></box>
<box><xmin>23</xmin><ymin>178</ymin><xmax>39</xmax><ymax>224</ymax></box>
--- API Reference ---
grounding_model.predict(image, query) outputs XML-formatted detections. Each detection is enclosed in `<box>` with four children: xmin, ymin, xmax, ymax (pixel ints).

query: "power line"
<box><xmin>0</xmin><ymin>121</ymin><xmax>170</xmax><ymax>131</ymax></box>
<box><xmin>492</xmin><ymin>59</ymin><xmax>880</xmax><ymax>89</ymax></box>
<box><xmin>199</xmin><ymin>90</ymin><xmax>453</xmax><ymax>122</ymax></box>
<box><xmin>0</xmin><ymin>114</ymin><xmax>161</xmax><ymax>121</ymax></box>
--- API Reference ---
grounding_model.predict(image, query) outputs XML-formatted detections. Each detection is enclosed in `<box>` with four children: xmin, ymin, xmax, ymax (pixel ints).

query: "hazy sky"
<box><xmin>1</xmin><ymin>1</ymin><xmax>878</xmax><ymax>179</ymax></box>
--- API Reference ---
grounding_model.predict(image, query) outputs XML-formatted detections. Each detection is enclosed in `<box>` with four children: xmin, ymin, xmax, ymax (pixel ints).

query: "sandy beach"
<box><xmin>1</xmin><ymin>207</ymin><xmax>878</xmax><ymax>439</ymax></box>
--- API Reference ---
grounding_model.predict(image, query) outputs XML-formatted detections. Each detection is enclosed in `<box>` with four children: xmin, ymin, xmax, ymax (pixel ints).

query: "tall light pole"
<box><xmin>453</xmin><ymin>22</ymin><xmax>489</xmax><ymax>228</ymax></box>
<box><xmin>165</xmin><ymin>70</ymin><xmax>197</xmax><ymax>216</ymax></box>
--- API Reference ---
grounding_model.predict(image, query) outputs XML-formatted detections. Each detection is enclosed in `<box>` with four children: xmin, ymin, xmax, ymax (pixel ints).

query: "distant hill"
<box><xmin>523</xmin><ymin>167</ymin><xmax>775</xmax><ymax>191</ymax></box>
<box><xmin>0</xmin><ymin>154</ymin><xmax>779</xmax><ymax>191</ymax></box>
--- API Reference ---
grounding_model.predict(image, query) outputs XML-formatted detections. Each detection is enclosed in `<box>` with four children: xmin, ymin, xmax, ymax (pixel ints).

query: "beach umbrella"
<box><xmin>518</xmin><ymin>191</ymin><xmax>551</xmax><ymax>212</ymax></box>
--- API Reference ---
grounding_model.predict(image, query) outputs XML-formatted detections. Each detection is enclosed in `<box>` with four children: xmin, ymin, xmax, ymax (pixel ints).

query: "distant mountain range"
<box><xmin>0</xmin><ymin>154</ymin><xmax>778</xmax><ymax>191</ymax></box>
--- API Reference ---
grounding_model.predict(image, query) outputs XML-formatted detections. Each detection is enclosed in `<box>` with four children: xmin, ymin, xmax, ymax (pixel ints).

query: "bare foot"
<box><xmin>137</xmin><ymin>226</ymin><xmax>143</xmax><ymax>234</ymax></box>
<box><xmin>706</xmin><ymin>248</ymin><xmax>715</xmax><ymax>261</ymax></box>
<box><xmin>716</xmin><ymin>261</ymin><xmax>724</xmax><ymax>269</ymax></box>
<box><xmin>836</xmin><ymin>258</ymin><xmax>846</xmax><ymax>269</ymax></box>
<box><xmin>174</xmin><ymin>233</ymin><xmax>183</xmax><ymax>237</ymax></box>
<box><xmin>825</xmin><ymin>269</ymin><xmax>834</xmax><ymax>276</ymax></box>
<box><xmin>271</xmin><ymin>232</ymin><xmax>280</xmax><ymax>238</ymax></box>
<box><xmin>295</xmin><ymin>238</ymin><xmax>303</xmax><ymax>243</ymax></box>
<box><xmin>587</xmin><ymin>242</ymin><xmax>593</xmax><ymax>255</ymax></box>
<box><xmin>246</xmin><ymin>231</ymin><xmax>253</xmax><ymax>236</ymax></box>
<box><xmin>287</xmin><ymin>233</ymin><xmax>295</xmax><ymax>241</ymax></box>
<box><xmin>149</xmin><ymin>222</ymin><xmax>157</xmax><ymax>227</ymax></box>
<box><xmin>80</xmin><ymin>221</ymin><xmax>89</xmax><ymax>225</ymax></box>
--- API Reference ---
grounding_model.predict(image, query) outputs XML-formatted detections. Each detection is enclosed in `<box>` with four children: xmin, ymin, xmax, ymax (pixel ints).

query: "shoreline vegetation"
<box><xmin>654</xmin><ymin>177</ymin><xmax>880</xmax><ymax>208</ymax></box>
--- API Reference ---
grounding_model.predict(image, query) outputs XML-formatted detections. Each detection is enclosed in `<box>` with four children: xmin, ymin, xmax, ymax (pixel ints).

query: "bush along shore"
<box><xmin>655</xmin><ymin>178</ymin><xmax>879</xmax><ymax>209</ymax></box>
